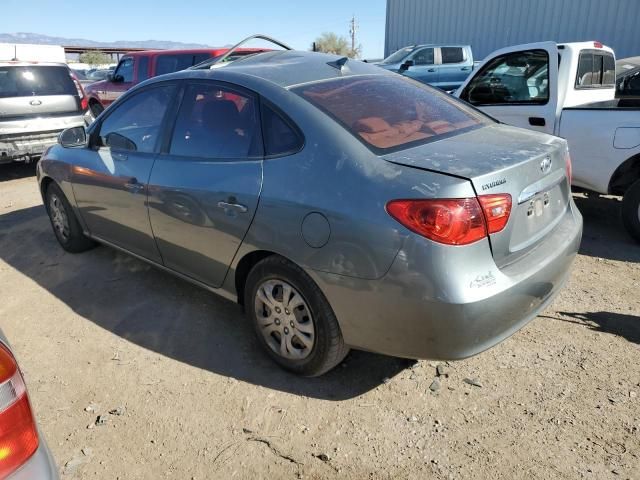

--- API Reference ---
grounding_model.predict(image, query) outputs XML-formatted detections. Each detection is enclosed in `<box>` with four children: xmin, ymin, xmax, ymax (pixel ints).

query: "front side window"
<box><xmin>114</xmin><ymin>58</ymin><xmax>134</xmax><ymax>83</ymax></box>
<box><xmin>441</xmin><ymin>47</ymin><xmax>465</xmax><ymax>64</ymax></box>
<box><xmin>294</xmin><ymin>75</ymin><xmax>488</xmax><ymax>153</ymax></box>
<box><xmin>461</xmin><ymin>49</ymin><xmax>550</xmax><ymax>105</ymax></box>
<box><xmin>380</xmin><ymin>47</ymin><xmax>415</xmax><ymax>65</ymax></box>
<box><xmin>412</xmin><ymin>48</ymin><xmax>434</xmax><ymax>66</ymax></box>
<box><xmin>99</xmin><ymin>85</ymin><xmax>174</xmax><ymax>153</ymax></box>
<box><xmin>576</xmin><ymin>51</ymin><xmax>615</xmax><ymax>88</ymax></box>
<box><xmin>169</xmin><ymin>83</ymin><xmax>260</xmax><ymax>158</ymax></box>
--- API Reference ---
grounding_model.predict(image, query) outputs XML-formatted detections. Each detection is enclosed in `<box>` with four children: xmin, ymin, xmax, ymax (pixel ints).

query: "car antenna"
<box><xmin>191</xmin><ymin>34</ymin><xmax>293</xmax><ymax>70</ymax></box>
<box><xmin>327</xmin><ymin>57</ymin><xmax>349</xmax><ymax>71</ymax></box>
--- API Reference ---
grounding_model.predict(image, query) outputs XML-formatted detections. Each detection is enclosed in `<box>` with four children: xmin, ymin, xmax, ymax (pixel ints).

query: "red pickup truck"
<box><xmin>84</xmin><ymin>48</ymin><xmax>263</xmax><ymax>117</ymax></box>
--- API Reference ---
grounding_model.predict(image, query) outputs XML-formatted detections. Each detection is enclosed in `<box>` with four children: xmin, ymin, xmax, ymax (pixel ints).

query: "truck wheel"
<box><xmin>45</xmin><ymin>183</ymin><xmax>96</xmax><ymax>253</ymax></box>
<box><xmin>89</xmin><ymin>101</ymin><xmax>104</xmax><ymax>118</ymax></box>
<box><xmin>244</xmin><ymin>255</ymin><xmax>349</xmax><ymax>377</ymax></box>
<box><xmin>622</xmin><ymin>179</ymin><xmax>640</xmax><ymax>243</ymax></box>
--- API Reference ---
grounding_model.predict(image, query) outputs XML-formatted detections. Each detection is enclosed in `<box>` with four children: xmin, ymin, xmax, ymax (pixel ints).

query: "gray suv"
<box><xmin>0</xmin><ymin>62</ymin><xmax>87</xmax><ymax>163</ymax></box>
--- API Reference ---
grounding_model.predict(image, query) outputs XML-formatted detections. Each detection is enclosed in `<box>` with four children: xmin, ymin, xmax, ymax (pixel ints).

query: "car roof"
<box><xmin>124</xmin><ymin>47</ymin><xmax>266</xmax><ymax>58</ymax></box>
<box><xmin>152</xmin><ymin>50</ymin><xmax>392</xmax><ymax>89</ymax></box>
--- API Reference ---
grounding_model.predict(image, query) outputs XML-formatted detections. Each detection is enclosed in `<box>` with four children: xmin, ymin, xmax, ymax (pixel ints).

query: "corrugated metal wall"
<box><xmin>385</xmin><ymin>0</ymin><xmax>640</xmax><ymax>60</ymax></box>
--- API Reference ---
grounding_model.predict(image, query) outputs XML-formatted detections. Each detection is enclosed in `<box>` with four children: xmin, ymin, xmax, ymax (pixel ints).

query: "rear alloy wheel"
<box><xmin>45</xmin><ymin>183</ymin><xmax>96</xmax><ymax>253</ymax></box>
<box><xmin>622</xmin><ymin>179</ymin><xmax>640</xmax><ymax>243</ymax></box>
<box><xmin>245</xmin><ymin>256</ymin><xmax>349</xmax><ymax>376</ymax></box>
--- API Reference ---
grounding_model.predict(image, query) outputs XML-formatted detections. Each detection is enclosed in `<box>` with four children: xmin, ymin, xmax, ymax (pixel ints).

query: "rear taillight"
<box><xmin>387</xmin><ymin>194</ymin><xmax>512</xmax><ymax>245</ymax></box>
<box><xmin>70</xmin><ymin>73</ymin><xmax>88</xmax><ymax>111</ymax></box>
<box><xmin>593</xmin><ymin>41</ymin><xmax>603</xmax><ymax>49</ymax></box>
<box><xmin>387</xmin><ymin>198</ymin><xmax>487</xmax><ymax>245</ymax></box>
<box><xmin>565</xmin><ymin>150</ymin><xmax>572</xmax><ymax>184</ymax></box>
<box><xmin>0</xmin><ymin>344</ymin><xmax>39</xmax><ymax>478</ymax></box>
<box><xmin>478</xmin><ymin>194</ymin><xmax>512</xmax><ymax>234</ymax></box>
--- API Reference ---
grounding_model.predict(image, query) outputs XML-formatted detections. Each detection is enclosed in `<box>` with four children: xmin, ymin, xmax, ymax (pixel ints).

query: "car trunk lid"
<box><xmin>383</xmin><ymin>124</ymin><xmax>570</xmax><ymax>266</ymax></box>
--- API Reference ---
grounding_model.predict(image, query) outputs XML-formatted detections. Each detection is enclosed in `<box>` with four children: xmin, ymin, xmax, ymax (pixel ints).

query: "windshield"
<box><xmin>380</xmin><ymin>47</ymin><xmax>415</xmax><ymax>65</ymax></box>
<box><xmin>0</xmin><ymin>65</ymin><xmax>76</xmax><ymax>98</ymax></box>
<box><xmin>294</xmin><ymin>75</ymin><xmax>490</xmax><ymax>153</ymax></box>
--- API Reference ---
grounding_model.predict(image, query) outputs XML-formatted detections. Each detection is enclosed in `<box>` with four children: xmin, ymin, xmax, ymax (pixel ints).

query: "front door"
<box><xmin>71</xmin><ymin>84</ymin><xmax>176</xmax><ymax>262</ymax></box>
<box><xmin>457</xmin><ymin>42</ymin><xmax>559</xmax><ymax>134</ymax></box>
<box><xmin>403</xmin><ymin>47</ymin><xmax>439</xmax><ymax>86</ymax></box>
<box><xmin>147</xmin><ymin>81</ymin><xmax>263</xmax><ymax>287</ymax></box>
<box><xmin>101</xmin><ymin>56</ymin><xmax>135</xmax><ymax>106</ymax></box>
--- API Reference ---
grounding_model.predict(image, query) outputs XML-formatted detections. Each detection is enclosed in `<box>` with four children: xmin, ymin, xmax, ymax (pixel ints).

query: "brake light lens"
<box><xmin>387</xmin><ymin>194</ymin><xmax>512</xmax><ymax>245</ymax></box>
<box><xmin>0</xmin><ymin>344</ymin><xmax>39</xmax><ymax>478</ymax></box>
<box><xmin>387</xmin><ymin>198</ymin><xmax>487</xmax><ymax>245</ymax></box>
<box><xmin>70</xmin><ymin>72</ymin><xmax>88</xmax><ymax>111</ymax></box>
<box><xmin>478</xmin><ymin>194</ymin><xmax>512</xmax><ymax>234</ymax></box>
<box><xmin>564</xmin><ymin>150</ymin><xmax>572</xmax><ymax>184</ymax></box>
<box><xmin>593</xmin><ymin>41</ymin><xmax>603</xmax><ymax>49</ymax></box>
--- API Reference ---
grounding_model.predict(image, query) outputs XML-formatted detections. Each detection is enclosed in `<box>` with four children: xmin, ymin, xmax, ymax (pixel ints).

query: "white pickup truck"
<box><xmin>455</xmin><ymin>41</ymin><xmax>640</xmax><ymax>242</ymax></box>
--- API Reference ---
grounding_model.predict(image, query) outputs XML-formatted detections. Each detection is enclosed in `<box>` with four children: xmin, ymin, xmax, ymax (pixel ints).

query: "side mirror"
<box><xmin>106</xmin><ymin>73</ymin><xmax>114</xmax><ymax>82</ymax></box>
<box><xmin>58</xmin><ymin>126</ymin><xmax>87</xmax><ymax>148</ymax></box>
<box><xmin>105</xmin><ymin>132</ymin><xmax>136</xmax><ymax>151</ymax></box>
<box><xmin>400</xmin><ymin>60</ymin><xmax>414</xmax><ymax>72</ymax></box>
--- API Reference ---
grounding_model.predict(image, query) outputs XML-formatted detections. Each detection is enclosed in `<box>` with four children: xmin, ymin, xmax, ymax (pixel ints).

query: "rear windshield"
<box><xmin>293</xmin><ymin>75</ymin><xmax>488</xmax><ymax>153</ymax></box>
<box><xmin>155</xmin><ymin>53</ymin><xmax>214</xmax><ymax>76</ymax></box>
<box><xmin>0</xmin><ymin>65</ymin><xmax>76</xmax><ymax>98</ymax></box>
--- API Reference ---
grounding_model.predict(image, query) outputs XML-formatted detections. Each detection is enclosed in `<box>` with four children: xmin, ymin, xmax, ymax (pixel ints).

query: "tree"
<box><xmin>79</xmin><ymin>51</ymin><xmax>112</xmax><ymax>67</ymax></box>
<box><xmin>311</xmin><ymin>32</ymin><xmax>360</xmax><ymax>58</ymax></box>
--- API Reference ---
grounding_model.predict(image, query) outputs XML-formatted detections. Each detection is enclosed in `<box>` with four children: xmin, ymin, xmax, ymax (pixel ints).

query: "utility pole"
<box><xmin>349</xmin><ymin>15</ymin><xmax>358</xmax><ymax>56</ymax></box>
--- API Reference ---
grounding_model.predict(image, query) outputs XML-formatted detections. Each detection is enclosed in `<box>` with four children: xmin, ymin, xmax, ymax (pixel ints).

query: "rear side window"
<box><xmin>138</xmin><ymin>56</ymin><xmax>150</xmax><ymax>82</ymax></box>
<box><xmin>169</xmin><ymin>83</ymin><xmax>261</xmax><ymax>158</ymax></box>
<box><xmin>0</xmin><ymin>66</ymin><xmax>75</xmax><ymax>98</ymax></box>
<box><xmin>294</xmin><ymin>75</ymin><xmax>488</xmax><ymax>153</ymax></box>
<box><xmin>441</xmin><ymin>47</ymin><xmax>465</xmax><ymax>64</ymax></box>
<box><xmin>576</xmin><ymin>50</ymin><xmax>615</xmax><ymax>88</ymax></box>
<box><xmin>155</xmin><ymin>53</ymin><xmax>214</xmax><ymax>76</ymax></box>
<box><xmin>261</xmin><ymin>104</ymin><xmax>303</xmax><ymax>156</ymax></box>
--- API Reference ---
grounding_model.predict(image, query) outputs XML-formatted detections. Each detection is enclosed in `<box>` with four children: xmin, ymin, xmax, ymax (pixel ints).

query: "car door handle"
<box><xmin>124</xmin><ymin>178</ymin><xmax>145</xmax><ymax>193</ymax></box>
<box><xmin>427</xmin><ymin>68</ymin><xmax>436</xmax><ymax>72</ymax></box>
<box><xmin>529</xmin><ymin>117</ymin><xmax>546</xmax><ymax>127</ymax></box>
<box><xmin>461</xmin><ymin>66</ymin><xmax>471</xmax><ymax>71</ymax></box>
<box><xmin>217</xmin><ymin>201</ymin><xmax>248</xmax><ymax>214</ymax></box>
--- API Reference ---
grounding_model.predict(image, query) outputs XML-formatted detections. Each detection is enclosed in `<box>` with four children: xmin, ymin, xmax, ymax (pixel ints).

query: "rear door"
<box><xmin>403</xmin><ymin>47</ymin><xmax>439</xmax><ymax>86</ymax></box>
<box><xmin>71</xmin><ymin>83</ymin><xmax>177</xmax><ymax>262</ymax></box>
<box><xmin>147</xmin><ymin>80</ymin><xmax>263</xmax><ymax>287</ymax></box>
<box><xmin>456</xmin><ymin>42</ymin><xmax>559</xmax><ymax>134</ymax></box>
<box><xmin>437</xmin><ymin>47</ymin><xmax>472</xmax><ymax>91</ymax></box>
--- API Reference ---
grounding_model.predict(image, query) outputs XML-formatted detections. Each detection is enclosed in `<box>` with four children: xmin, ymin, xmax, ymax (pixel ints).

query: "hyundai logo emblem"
<box><xmin>540</xmin><ymin>156</ymin><xmax>552</xmax><ymax>174</ymax></box>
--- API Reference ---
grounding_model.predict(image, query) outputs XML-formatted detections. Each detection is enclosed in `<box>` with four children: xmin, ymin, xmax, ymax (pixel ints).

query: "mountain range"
<box><xmin>0</xmin><ymin>32</ymin><xmax>216</xmax><ymax>50</ymax></box>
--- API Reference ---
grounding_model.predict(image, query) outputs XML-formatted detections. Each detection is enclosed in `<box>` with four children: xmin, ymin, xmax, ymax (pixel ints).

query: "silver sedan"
<box><xmin>37</xmin><ymin>47</ymin><xmax>582</xmax><ymax>376</ymax></box>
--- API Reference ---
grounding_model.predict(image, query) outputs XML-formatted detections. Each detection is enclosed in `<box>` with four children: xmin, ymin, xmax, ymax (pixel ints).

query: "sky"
<box><xmin>3</xmin><ymin>0</ymin><xmax>387</xmax><ymax>59</ymax></box>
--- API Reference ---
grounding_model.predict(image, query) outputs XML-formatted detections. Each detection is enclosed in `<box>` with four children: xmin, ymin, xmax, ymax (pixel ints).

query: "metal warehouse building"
<box><xmin>385</xmin><ymin>0</ymin><xmax>640</xmax><ymax>60</ymax></box>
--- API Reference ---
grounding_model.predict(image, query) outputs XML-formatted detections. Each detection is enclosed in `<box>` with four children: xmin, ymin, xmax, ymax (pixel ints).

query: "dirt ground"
<box><xmin>0</xmin><ymin>162</ymin><xmax>639</xmax><ymax>480</ymax></box>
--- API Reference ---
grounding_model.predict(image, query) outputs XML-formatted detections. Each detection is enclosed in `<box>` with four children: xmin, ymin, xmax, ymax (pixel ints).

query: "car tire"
<box><xmin>45</xmin><ymin>182</ymin><xmax>96</xmax><ymax>253</ymax></box>
<box><xmin>89</xmin><ymin>101</ymin><xmax>104</xmax><ymax>118</ymax></box>
<box><xmin>622</xmin><ymin>179</ymin><xmax>640</xmax><ymax>243</ymax></box>
<box><xmin>245</xmin><ymin>255</ymin><xmax>349</xmax><ymax>377</ymax></box>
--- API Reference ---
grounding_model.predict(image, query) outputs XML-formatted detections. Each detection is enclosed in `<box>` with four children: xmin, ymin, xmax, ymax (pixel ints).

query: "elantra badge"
<box><xmin>540</xmin><ymin>156</ymin><xmax>552</xmax><ymax>174</ymax></box>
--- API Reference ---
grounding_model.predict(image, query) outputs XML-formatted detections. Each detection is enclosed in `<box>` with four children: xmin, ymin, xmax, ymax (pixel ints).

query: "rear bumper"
<box><xmin>0</xmin><ymin>115</ymin><xmax>85</xmax><ymax>162</ymax></box>
<box><xmin>311</xmin><ymin>199</ymin><xmax>583</xmax><ymax>360</ymax></box>
<box><xmin>9</xmin><ymin>437</ymin><xmax>59</xmax><ymax>480</ymax></box>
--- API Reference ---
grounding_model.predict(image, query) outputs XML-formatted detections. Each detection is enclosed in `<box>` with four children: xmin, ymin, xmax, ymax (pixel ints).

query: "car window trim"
<box><xmin>91</xmin><ymin>81</ymin><xmax>179</xmax><ymax>155</ymax></box>
<box><xmin>460</xmin><ymin>49</ymin><xmax>550</xmax><ymax>106</ymax></box>
<box><xmin>259</xmin><ymin>98</ymin><xmax>306</xmax><ymax>159</ymax></box>
<box><xmin>162</xmin><ymin>79</ymin><xmax>265</xmax><ymax>162</ymax></box>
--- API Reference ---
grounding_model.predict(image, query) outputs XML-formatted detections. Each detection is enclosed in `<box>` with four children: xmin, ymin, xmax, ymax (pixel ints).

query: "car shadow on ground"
<box><xmin>573</xmin><ymin>193</ymin><xmax>640</xmax><ymax>263</ymax></box>
<box><xmin>0</xmin><ymin>162</ymin><xmax>37</xmax><ymax>182</ymax></box>
<box><xmin>541</xmin><ymin>311</ymin><xmax>640</xmax><ymax>345</ymax></box>
<box><xmin>0</xmin><ymin>205</ymin><xmax>412</xmax><ymax>400</ymax></box>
